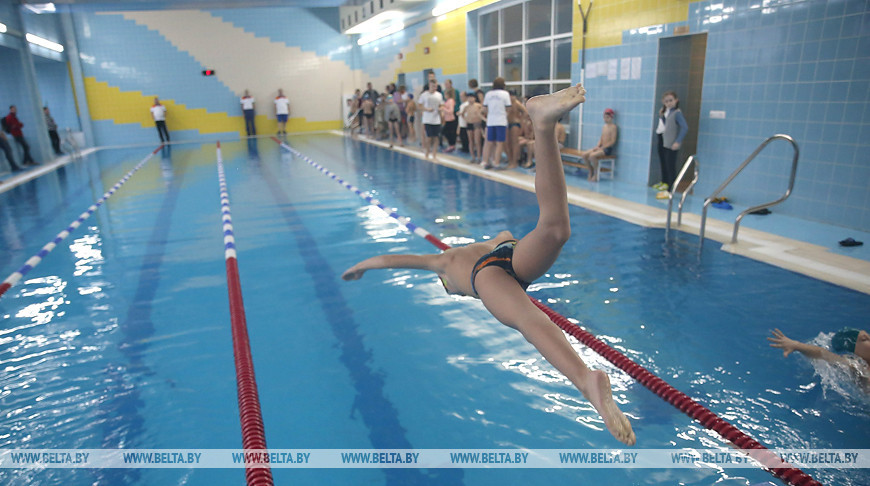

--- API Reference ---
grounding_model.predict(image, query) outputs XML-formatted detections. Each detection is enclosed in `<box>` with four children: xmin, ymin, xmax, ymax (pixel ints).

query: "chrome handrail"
<box><xmin>665</xmin><ymin>155</ymin><xmax>698</xmax><ymax>242</ymax></box>
<box><xmin>699</xmin><ymin>134</ymin><xmax>799</xmax><ymax>249</ymax></box>
<box><xmin>63</xmin><ymin>128</ymin><xmax>81</xmax><ymax>160</ymax></box>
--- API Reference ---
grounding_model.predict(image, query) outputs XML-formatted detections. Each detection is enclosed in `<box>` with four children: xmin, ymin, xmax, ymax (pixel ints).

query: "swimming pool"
<box><xmin>1</xmin><ymin>135</ymin><xmax>867</xmax><ymax>485</ymax></box>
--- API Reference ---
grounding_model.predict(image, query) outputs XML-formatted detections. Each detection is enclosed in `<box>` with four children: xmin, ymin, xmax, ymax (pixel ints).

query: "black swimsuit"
<box><xmin>470</xmin><ymin>240</ymin><xmax>530</xmax><ymax>296</ymax></box>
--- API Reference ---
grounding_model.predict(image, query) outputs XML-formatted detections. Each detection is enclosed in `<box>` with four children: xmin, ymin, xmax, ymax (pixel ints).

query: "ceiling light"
<box><xmin>345</xmin><ymin>10</ymin><xmax>404</xmax><ymax>35</ymax></box>
<box><xmin>24</xmin><ymin>2</ymin><xmax>56</xmax><ymax>14</ymax></box>
<box><xmin>358</xmin><ymin>22</ymin><xmax>404</xmax><ymax>46</ymax></box>
<box><xmin>432</xmin><ymin>0</ymin><xmax>476</xmax><ymax>17</ymax></box>
<box><xmin>26</xmin><ymin>33</ymin><xmax>64</xmax><ymax>52</ymax></box>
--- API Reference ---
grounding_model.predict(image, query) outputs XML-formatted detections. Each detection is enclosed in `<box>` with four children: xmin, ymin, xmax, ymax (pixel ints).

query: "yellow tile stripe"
<box><xmin>573</xmin><ymin>0</ymin><xmax>694</xmax><ymax>61</ymax></box>
<box><xmin>84</xmin><ymin>77</ymin><xmax>339</xmax><ymax>134</ymax></box>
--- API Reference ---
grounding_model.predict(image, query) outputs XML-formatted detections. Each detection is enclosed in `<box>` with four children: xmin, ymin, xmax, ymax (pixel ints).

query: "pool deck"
<box><xmin>345</xmin><ymin>131</ymin><xmax>870</xmax><ymax>296</ymax></box>
<box><xmin>3</xmin><ymin>134</ymin><xmax>868</xmax><ymax>295</ymax></box>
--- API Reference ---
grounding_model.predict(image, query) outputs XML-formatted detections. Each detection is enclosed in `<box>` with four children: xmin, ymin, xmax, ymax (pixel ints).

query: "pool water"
<box><xmin>0</xmin><ymin>135</ymin><xmax>867</xmax><ymax>486</ymax></box>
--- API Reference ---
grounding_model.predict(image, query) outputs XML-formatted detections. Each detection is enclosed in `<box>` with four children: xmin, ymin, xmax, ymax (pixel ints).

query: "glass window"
<box><xmin>478</xmin><ymin>0</ymin><xmax>573</xmax><ymax>94</ymax></box>
<box><xmin>555</xmin><ymin>0</ymin><xmax>572</xmax><ymax>34</ymax></box>
<box><xmin>526</xmin><ymin>41</ymin><xmax>551</xmax><ymax>81</ymax></box>
<box><xmin>554</xmin><ymin>38</ymin><xmax>572</xmax><ymax>79</ymax></box>
<box><xmin>502</xmin><ymin>4</ymin><xmax>523</xmax><ymax>44</ymax></box>
<box><xmin>526</xmin><ymin>84</ymin><xmax>550</xmax><ymax>98</ymax></box>
<box><xmin>502</xmin><ymin>46</ymin><xmax>523</xmax><ymax>82</ymax></box>
<box><xmin>480</xmin><ymin>50</ymin><xmax>499</xmax><ymax>83</ymax></box>
<box><xmin>526</xmin><ymin>0</ymin><xmax>552</xmax><ymax>39</ymax></box>
<box><xmin>480</xmin><ymin>11</ymin><xmax>498</xmax><ymax>47</ymax></box>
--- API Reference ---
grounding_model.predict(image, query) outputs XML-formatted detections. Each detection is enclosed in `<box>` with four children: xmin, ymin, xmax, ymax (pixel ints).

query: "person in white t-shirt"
<box><xmin>240</xmin><ymin>89</ymin><xmax>256</xmax><ymax>136</ymax></box>
<box><xmin>480</xmin><ymin>77</ymin><xmax>512</xmax><ymax>169</ymax></box>
<box><xmin>418</xmin><ymin>79</ymin><xmax>444</xmax><ymax>160</ymax></box>
<box><xmin>150</xmin><ymin>97</ymin><xmax>169</xmax><ymax>142</ymax></box>
<box><xmin>274</xmin><ymin>89</ymin><xmax>290</xmax><ymax>135</ymax></box>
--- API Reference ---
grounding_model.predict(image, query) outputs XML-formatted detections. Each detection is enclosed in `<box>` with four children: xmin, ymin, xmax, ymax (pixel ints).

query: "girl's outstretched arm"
<box><xmin>342</xmin><ymin>254</ymin><xmax>443</xmax><ymax>281</ymax></box>
<box><xmin>767</xmin><ymin>328</ymin><xmax>848</xmax><ymax>365</ymax></box>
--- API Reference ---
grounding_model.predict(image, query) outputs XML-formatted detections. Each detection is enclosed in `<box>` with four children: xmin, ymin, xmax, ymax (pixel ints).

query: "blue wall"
<box><xmin>574</xmin><ymin>0</ymin><xmax>870</xmax><ymax>231</ymax></box>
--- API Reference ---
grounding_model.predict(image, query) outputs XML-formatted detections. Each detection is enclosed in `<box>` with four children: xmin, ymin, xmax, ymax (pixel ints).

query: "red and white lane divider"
<box><xmin>216</xmin><ymin>142</ymin><xmax>273</xmax><ymax>486</ymax></box>
<box><xmin>273</xmin><ymin>138</ymin><xmax>821</xmax><ymax>486</ymax></box>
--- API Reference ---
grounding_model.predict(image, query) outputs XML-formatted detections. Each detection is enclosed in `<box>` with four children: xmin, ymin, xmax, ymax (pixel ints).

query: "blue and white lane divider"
<box><xmin>271</xmin><ymin>138</ymin><xmax>449</xmax><ymax>251</ymax></box>
<box><xmin>217</xmin><ymin>145</ymin><xmax>237</xmax><ymax>260</ymax></box>
<box><xmin>0</xmin><ymin>145</ymin><xmax>164</xmax><ymax>299</ymax></box>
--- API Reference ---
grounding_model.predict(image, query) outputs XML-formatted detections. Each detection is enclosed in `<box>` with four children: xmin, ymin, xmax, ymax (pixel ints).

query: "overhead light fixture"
<box><xmin>358</xmin><ymin>22</ymin><xmax>404</xmax><ymax>46</ymax></box>
<box><xmin>0</xmin><ymin>23</ymin><xmax>7</xmax><ymax>34</ymax></box>
<box><xmin>24</xmin><ymin>2</ymin><xmax>56</xmax><ymax>14</ymax></box>
<box><xmin>345</xmin><ymin>10</ymin><xmax>404</xmax><ymax>35</ymax></box>
<box><xmin>432</xmin><ymin>0</ymin><xmax>476</xmax><ymax>17</ymax></box>
<box><xmin>26</xmin><ymin>33</ymin><xmax>64</xmax><ymax>52</ymax></box>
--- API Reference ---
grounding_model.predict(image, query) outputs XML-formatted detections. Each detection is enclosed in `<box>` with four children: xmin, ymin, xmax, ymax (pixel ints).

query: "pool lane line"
<box><xmin>257</xmin><ymin>156</ymin><xmax>462</xmax><ymax>485</ymax></box>
<box><xmin>215</xmin><ymin>142</ymin><xmax>273</xmax><ymax>486</ymax></box>
<box><xmin>273</xmin><ymin>138</ymin><xmax>822</xmax><ymax>486</ymax></box>
<box><xmin>0</xmin><ymin>145</ymin><xmax>164</xmax><ymax>300</ymax></box>
<box><xmin>269</xmin><ymin>137</ymin><xmax>448</xmax><ymax>251</ymax></box>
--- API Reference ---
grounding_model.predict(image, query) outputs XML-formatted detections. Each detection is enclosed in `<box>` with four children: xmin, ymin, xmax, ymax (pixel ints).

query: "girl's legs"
<box><xmin>512</xmin><ymin>84</ymin><xmax>585</xmax><ymax>282</ymax></box>
<box><xmin>656</xmin><ymin>134</ymin><xmax>667</xmax><ymax>186</ymax></box>
<box><xmin>662</xmin><ymin>148</ymin><xmax>678</xmax><ymax>187</ymax></box>
<box><xmin>474</xmin><ymin>269</ymin><xmax>635</xmax><ymax>445</ymax></box>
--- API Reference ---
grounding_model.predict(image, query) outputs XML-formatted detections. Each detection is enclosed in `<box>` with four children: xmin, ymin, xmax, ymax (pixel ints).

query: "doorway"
<box><xmin>650</xmin><ymin>33</ymin><xmax>707</xmax><ymax>188</ymax></box>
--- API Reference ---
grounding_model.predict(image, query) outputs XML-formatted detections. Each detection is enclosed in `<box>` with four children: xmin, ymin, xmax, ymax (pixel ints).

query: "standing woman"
<box><xmin>654</xmin><ymin>91</ymin><xmax>688</xmax><ymax>191</ymax></box>
<box><xmin>440</xmin><ymin>87</ymin><xmax>458</xmax><ymax>152</ymax></box>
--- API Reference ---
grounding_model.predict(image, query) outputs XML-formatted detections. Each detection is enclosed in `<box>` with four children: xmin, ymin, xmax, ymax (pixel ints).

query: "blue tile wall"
<box><xmin>35</xmin><ymin>59</ymin><xmax>79</xmax><ymax>133</ymax></box>
<box><xmin>72</xmin><ymin>12</ymin><xmax>239</xmax><ymax>116</ymax></box>
<box><xmin>575</xmin><ymin>39</ymin><xmax>659</xmax><ymax>185</ymax></box>
<box><xmin>0</xmin><ymin>46</ymin><xmax>43</xmax><ymax>169</ymax></box>
<box><xmin>571</xmin><ymin>0</ymin><xmax>869</xmax><ymax>231</ymax></box>
<box><xmin>357</xmin><ymin>21</ymin><xmax>431</xmax><ymax>81</ymax></box>
<box><xmin>690</xmin><ymin>0</ymin><xmax>870</xmax><ymax>231</ymax></box>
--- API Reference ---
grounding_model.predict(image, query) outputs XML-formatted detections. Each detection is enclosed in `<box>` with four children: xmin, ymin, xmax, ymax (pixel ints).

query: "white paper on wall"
<box><xmin>620</xmin><ymin>57</ymin><xmax>631</xmax><ymax>80</ymax></box>
<box><xmin>607</xmin><ymin>59</ymin><xmax>618</xmax><ymax>80</ymax></box>
<box><xmin>631</xmin><ymin>57</ymin><xmax>642</xmax><ymax>80</ymax></box>
<box><xmin>586</xmin><ymin>61</ymin><xmax>598</xmax><ymax>78</ymax></box>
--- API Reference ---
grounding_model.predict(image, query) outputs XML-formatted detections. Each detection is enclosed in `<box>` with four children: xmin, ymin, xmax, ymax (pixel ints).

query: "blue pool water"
<box><xmin>1</xmin><ymin>135</ymin><xmax>868</xmax><ymax>486</ymax></box>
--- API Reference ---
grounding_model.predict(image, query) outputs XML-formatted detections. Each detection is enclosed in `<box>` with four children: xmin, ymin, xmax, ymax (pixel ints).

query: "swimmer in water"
<box><xmin>342</xmin><ymin>85</ymin><xmax>636</xmax><ymax>446</ymax></box>
<box><xmin>768</xmin><ymin>328</ymin><xmax>870</xmax><ymax>387</ymax></box>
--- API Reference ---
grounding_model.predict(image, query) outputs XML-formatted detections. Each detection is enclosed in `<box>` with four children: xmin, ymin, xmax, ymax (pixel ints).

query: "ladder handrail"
<box><xmin>665</xmin><ymin>155</ymin><xmax>698</xmax><ymax>241</ymax></box>
<box><xmin>699</xmin><ymin>134</ymin><xmax>799</xmax><ymax>248</ymax></box>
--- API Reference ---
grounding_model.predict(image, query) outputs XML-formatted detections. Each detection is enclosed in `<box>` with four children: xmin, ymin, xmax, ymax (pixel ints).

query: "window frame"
<box><xmin>477</xmin><ymin>0</ymin><xmax>572</xmax><ymax>98</ymax></box>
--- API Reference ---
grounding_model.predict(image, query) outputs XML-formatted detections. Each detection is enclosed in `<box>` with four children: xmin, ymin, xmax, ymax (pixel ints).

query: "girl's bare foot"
<box><xmin>583</xmin><ymin>370</ymin><xmax>636</xmax><ymax>445</ymax></box>
<box><xmin>526</xmin><ymin>84</ymin><xmax>586</xmax><ymax>126</ymax></box>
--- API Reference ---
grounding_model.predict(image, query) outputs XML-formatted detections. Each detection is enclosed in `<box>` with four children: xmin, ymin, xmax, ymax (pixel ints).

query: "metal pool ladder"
<box><xmin>699</xmin><ymin>134</ymin><xmax>800</xmax><ymax>249</ymax></box>
<box><xmin>665</xmin><ymin>155</ymin><xmax>699</xmax><ymax>241</ymax></box>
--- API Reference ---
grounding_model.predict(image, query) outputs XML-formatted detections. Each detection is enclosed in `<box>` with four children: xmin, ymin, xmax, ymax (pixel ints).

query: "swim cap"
<box><xmin>831</xmin><ymin>328</ymin><xmax>860</xmax><ymax>353</ymax></box>
<box><xmin>604</xmin><ymin>108</ymin><xmax>615</xmax><ymax>116</ymax></box>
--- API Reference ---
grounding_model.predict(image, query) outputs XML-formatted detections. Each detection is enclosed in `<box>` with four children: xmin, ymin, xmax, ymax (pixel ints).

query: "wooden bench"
<box><xmin>559</xmin><ymin>147</ymin><xmax>616</xmax><ymax>181</ymax></box>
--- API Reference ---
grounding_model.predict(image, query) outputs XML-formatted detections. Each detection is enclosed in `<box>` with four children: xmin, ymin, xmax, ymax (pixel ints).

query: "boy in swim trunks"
<box><xmin>342</xmin><ymin>85</ymin><xmax>636</xmax><ymax>446</ymax></box>
<box><xmin>576</xmin><ymin>108</ymin><xmax>618</xmax><ymax>181</ymax></box>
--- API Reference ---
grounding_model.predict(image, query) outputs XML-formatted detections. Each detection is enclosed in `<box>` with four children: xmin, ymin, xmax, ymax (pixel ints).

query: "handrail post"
<box><xmin>665</xmin><ymin>155</ymin><xmax>698</xmax><ymax>242</ymax></box>
<box><xmin>698</xmin><ymin>134</ymin><xmax>799</xmax><ymax>252</ymax></box>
